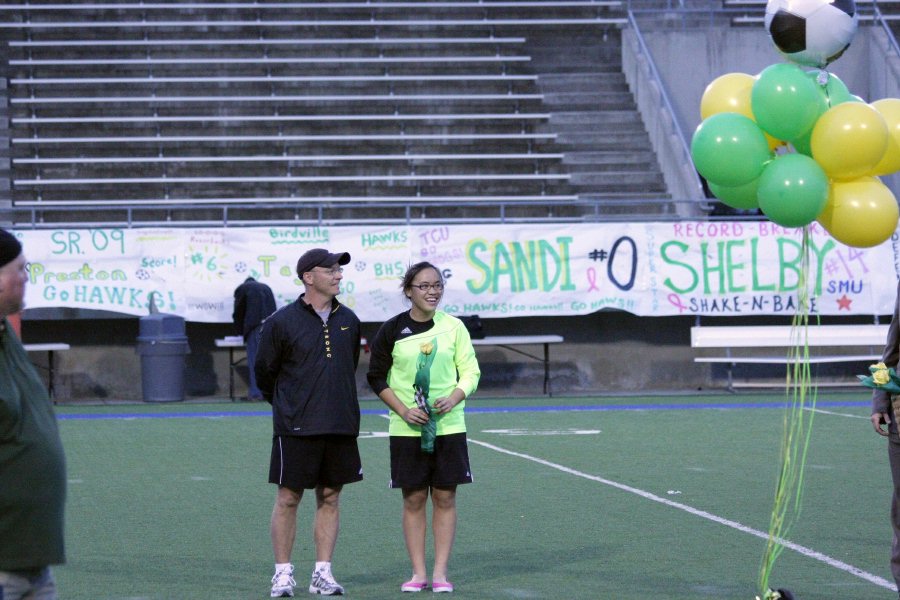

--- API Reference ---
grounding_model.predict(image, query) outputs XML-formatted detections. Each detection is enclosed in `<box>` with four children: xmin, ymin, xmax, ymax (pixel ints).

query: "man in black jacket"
<box><xmin>232</xmin><ymin>277</ymin><xmax>276</xmax><ymax>401</ymax></box>
<box><xmin>872</xmin><ymin>279</ymin><xmax>900</xmax><ymax>600</ymax></box>
<box><xmin>255</xmin><ymin>248</ymin><xmax>361</xmax><ymax>598</ymax></box>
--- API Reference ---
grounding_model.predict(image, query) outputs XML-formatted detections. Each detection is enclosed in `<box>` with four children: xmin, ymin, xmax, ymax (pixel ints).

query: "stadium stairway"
<box><xmin>528</xmin><ymin>28</ymin><xmax>670</xmax><ymax>216</ymax></box>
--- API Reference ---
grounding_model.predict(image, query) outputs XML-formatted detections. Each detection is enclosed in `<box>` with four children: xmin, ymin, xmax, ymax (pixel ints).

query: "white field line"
<box><xmin>805</xmin><ymin>407</ymin><xmax>870</xmax><ymax>420</ymax></box>
<box><xmin>467</xmin><ymin>436</ymin><xmax>896</xmax><ymax>592</ymax></box>
<box><xmin>374</xmin><ymin>412</ymin><xmax>891</xmax><ymax>588</ymax></box>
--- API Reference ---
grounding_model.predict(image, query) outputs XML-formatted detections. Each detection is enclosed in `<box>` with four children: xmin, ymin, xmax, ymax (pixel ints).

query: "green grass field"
<box><xmin>52</xmin><ymin>392</ymin><xmax>895</xmax><ymax>599</ymax></box>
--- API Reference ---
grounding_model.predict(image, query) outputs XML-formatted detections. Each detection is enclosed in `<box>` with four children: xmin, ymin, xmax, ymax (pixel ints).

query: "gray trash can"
<box><xmin>136</xmin><ymin>313</ymin><xmax>190</xmax><ymax>402</ymax></box>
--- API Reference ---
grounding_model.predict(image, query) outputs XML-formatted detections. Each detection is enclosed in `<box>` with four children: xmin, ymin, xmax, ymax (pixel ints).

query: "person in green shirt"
<box><xmin>367</xmin><ymin>262</ymin><xmax>480</xmax><ymax>594</ymax></box>
<box><xmin>0</xmin><ymin>228</ymin><xmax>67</xmax><ymax>600</ymax></box>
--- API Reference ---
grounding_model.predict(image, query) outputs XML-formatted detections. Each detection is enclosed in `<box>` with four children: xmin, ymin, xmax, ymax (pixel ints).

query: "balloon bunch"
<box><xmin>691</xmin><ymin>10</ymin><xmax>900</xmax><ymax>248</ymax></box>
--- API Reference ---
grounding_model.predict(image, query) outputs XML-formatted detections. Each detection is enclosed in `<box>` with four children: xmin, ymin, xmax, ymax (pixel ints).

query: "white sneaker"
<box><xmin>271</xmin><ymin>564</ymin><xmax>296</xmax><ymax>598</ymax></box>
<box><xmin>309</xmin><ymin>569</ymin><xmax>344</xmax><ymax>595</ymax></box>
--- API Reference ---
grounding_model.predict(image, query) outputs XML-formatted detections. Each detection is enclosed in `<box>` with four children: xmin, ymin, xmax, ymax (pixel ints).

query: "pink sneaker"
<box><xmin>432</xmin><ymin>581</ymin><xmax>454</xmax><ymax>593</ymax></box>
<box><xmin>400</xmin><ymin>580</ymin><xmax>428</xmax><ymax>593</ymax></box>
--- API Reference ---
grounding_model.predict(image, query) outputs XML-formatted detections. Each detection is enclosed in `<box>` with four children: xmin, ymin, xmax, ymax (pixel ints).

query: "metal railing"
<box><xmin>873</xmin><ymin>0</ymin><xmax>900</xmax><ymax>58</ymax></box>
<box><xmin>0</xmin><ymin>196</ymin><xmax>713</xmax><ymax>228</ymax></box>
<box><xmin>623</xmin><ymin>10</ymin><xmax>710</xmax><ymax>210</ymax></box>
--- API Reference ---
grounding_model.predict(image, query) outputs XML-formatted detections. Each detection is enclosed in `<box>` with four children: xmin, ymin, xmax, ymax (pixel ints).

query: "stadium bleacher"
<box><xmin>0</xmin><ymin>0</ymin><xmax>689</xmax><ymax>227</ymax></box>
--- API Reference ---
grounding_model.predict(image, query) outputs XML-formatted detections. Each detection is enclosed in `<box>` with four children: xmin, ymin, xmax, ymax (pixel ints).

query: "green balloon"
<box><xmin>752</xmin><ymin>63</ymin><xmax>828</xmax><ymax>142</ymax></box>
<box><xmin>757</xmin><ymin>154</ymin><xmax>830</xmax><ymax>228</ymax></box>
<box><xmin>805</xmin><ymin>70</ymin><xmax>855</xmax><ymax>107</ymax></box>
<box><xmin>708</xmin><ymin>178</ymin><xmax>761</xmax><ymax>210</ymax></box>
<box><xmin>791</xmin><ymin>130</ymin><xmax>813</xmax><ymax>156</ymax></box>
<box><xmin>690</xmin><ymin>113</ymin><xmax>771</xmax><ymax>187</ymax></box>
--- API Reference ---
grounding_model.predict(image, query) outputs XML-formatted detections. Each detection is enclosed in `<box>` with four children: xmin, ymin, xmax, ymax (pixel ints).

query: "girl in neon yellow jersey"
<box><xmin>367</xmin><ymin>262</ymin><xmax>481</xmax><ymax>594</ymax></box>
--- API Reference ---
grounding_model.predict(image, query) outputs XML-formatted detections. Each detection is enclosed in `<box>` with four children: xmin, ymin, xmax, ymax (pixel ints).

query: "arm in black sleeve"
<box><xmin>874</xmin><ymin>281</ymin><xmax>900</xmax><ymax>416</ymax></box>
<box><xmin>254</xmin><ymin>318</ymin><xmax>281</xmax><ymax>404</ymax></box>
<box><xmin>232</xmin><ymin>287</ymin><xmax>246</xmax><ymax>337</ymax></box>
<box><xmin>366</xmin><ymin>320</ymin><xmax>396</xmax><ymax>396</ymax></box>
<box><xmin>352</xmin><ymin>316</ymin><xmax>361</xmax><ymax>370</ymax></box>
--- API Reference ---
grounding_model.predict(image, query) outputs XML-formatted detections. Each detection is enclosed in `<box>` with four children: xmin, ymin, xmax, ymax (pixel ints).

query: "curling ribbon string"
<box><xmin>758</xmin><ymin>226</ymin><xmax>819</xmax><ymax>597</ymax></box>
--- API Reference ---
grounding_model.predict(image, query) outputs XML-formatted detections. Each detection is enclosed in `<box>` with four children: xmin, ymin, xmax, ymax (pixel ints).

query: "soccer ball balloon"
<box><xmin>764</xmin><ymin>0</ymin><xmax>858</xmax><ymax>68</ymax></box>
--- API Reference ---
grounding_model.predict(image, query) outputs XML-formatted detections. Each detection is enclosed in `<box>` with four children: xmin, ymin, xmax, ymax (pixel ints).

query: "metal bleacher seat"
<box><xmin>13</xmin><ymin>112</ymin><xmax>551</xmax><ymax>125</ymax></box>
<box><xmin>0</xmin><ymin>0</ymin><xmax>632</xmax><ymax>225</ymax></box>
<box><xmin>12</xmin><ymin>132</ymin><xmax>559</xmax><ymax>145</ymax></box>
<box><xmin>11</xmin><ymin>55</ymin><xmax>533</xmax><ymax>67</ymax></box>
<box><xmin>8</xmin><ymin>35</ymin><xmax>529</xmax><ymax>47</ymax></box>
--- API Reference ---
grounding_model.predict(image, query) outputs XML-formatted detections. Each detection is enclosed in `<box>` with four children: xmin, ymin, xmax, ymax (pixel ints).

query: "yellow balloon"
<box><xmin>818</xmin><ymin>177</ymin><xmax>899</xmax><ymax>248</ymax></box>
<box><xmin>811</xmin><ymin>102</ymin><xmax>889</xmax><ymax>181</ymax></box>
<box><xmin>700</xmin><ymin>72</ymin><xmax>755</xmax><ymax>120</ymax></box>
<box><xmin>700</xmin><ymin>72</ymin><xmax>784</xmax><ymax>151</ymax></box>
<box><xmin>869</xmin><ymin>98</ymin><xmax>900</xmax><ymax>176</ymax></box>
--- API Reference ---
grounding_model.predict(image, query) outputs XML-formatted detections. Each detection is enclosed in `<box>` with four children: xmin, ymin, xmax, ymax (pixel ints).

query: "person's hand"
<box><xmin>872</xmin><ymin>412</ymin><xmax>892</xmax><ymax>437</ymax></box>
<box><xmin>432</xmin><ymin>396</ymin><xmax>458</xmax><ymax>415</ymax></box>
<box><xmin>402</xmin><ymin>407</ymin><xmax>429</xmax><ymax>425</ymax></box>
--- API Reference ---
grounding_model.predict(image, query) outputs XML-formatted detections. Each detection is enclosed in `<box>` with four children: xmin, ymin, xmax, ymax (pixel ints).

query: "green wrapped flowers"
<box><xmin>413</xmin><ymin>339</ymin><xmax>438</xmax><ymax>453</ymax></box>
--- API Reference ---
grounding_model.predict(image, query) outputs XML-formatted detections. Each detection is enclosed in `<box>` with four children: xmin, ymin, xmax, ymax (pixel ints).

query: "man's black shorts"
<box><xmin>389</xmin><ymin>432</ymin><xmax>473</xmax><ymax>489</ymax></box>
<box><xmin>269</xmin><ymin>435</ymin><xmax>363</xmax><ymax>491</ymax></box>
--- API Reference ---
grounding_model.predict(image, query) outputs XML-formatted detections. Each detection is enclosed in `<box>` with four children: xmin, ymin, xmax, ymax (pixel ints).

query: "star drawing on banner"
<box><xmin>836</xmin><ymin>294</ymin><xmax>852</xmax><ymax>311</ymax></box>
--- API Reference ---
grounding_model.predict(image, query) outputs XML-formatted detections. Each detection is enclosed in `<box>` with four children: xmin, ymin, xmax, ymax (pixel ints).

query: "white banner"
<box><xmin>15</xmin><ymin>221</ymin><xmax>900</xmax><ymax>322</ymax></box>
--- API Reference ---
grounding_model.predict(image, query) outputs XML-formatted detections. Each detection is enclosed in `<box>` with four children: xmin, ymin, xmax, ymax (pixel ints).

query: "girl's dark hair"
<box><xmin>401</xmin><ymin>261</ymin><xmax>442</xmax><ymax>291</ymax></box>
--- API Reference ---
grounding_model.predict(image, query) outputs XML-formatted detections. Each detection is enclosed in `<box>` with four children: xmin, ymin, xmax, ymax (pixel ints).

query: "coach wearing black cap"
<box><xmin>255</xmin><ymin>247</ymin><xmax>361</xmax><ymax>597</ymax></box>
<box><xmin>0</xmin><ymin>229</ymin><xmax>67</xmax><ymax>600</ymax></box>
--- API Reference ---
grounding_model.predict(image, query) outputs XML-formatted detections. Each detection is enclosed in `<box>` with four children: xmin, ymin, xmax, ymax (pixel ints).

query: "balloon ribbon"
<box><xmin>757</xmin><ymin>227</ymin><xmax>817</xmax><ymax>599</ymax></box>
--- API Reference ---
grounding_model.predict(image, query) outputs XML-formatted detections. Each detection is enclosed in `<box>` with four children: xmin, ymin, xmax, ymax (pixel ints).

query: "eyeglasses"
<box><xmin>313</xmin><ymin>266</ymin><xmax>343</xmax><ymax>275</ymax></box>
<box><xmin>412</xmin><ymin>282</ymin><xmax>444</xmax><ymax>292</ymax></box>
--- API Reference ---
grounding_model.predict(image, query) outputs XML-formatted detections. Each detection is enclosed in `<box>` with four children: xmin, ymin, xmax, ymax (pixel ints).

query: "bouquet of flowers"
<box><xmin>858</xmin><ymin>362</ymin><xmax>900</xmax><ymax>394</ymax></box>
<box><xmin>756</xmin><ymin>589</ymin><xmax>795</xmax><ymax>600</ymax></box>
<box><xmin>413</xmin><ymin>339</ymin><xmax>438</xmax><ymax>453</ymax></box>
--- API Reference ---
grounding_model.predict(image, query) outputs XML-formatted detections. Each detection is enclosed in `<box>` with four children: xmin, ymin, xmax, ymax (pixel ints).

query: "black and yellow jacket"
<box><xmin>256</xmin><ymin>295</ymin><xmax>361</xmax><ymax>437</ymax></box>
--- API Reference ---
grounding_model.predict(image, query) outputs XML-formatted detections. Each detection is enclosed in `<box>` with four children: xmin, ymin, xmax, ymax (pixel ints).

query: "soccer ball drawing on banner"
<box><xmin>764</xmin><ymin>0</ymin><xmax>858</xmax><ymax>68</ymax></box>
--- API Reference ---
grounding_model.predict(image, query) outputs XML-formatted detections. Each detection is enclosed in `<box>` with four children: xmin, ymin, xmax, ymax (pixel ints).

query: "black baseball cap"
<box><xmin>0</xmin><ymin>229</ymin><xmax>22</xmax><ymax>269</ymax></box>
<box><xmin>296</xmin><ymin>248</ymin><xmax>351</xmax><ymax>277</ymax></box>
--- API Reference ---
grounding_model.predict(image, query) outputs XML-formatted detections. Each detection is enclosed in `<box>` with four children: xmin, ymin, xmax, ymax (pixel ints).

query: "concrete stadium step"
<box><xmin>549</xmin><ymin>110</ymin><xmax>643</xmax><ymax>127</ymax></box>
<box><xmin>562</xmin><ymin>150</ymin><xmax>657</xmax><ymax>166</ymax></box>
<box><xmin>525</xmin><ymin>29</ymin><xmax>673</xmax><ymax>205</ymax></box>
<box><xmin>554</xmin><ymin>133</ymin><xmax>654</xmax><ymax>151</ymax></box>
<box><xmin>541</xmin><ymin>91</ymin><xmax>635</xmax><ymax>111</ymax></box>
<box><xmin>22</xmin><ymin>163</ymin><xmax>568</xmax><ymax>180</ymax></box>
<box><xmin>13</xmin><ymin>109</ymin><xmax>552</xmax><ymax>122</ymax></box>
<box><xmin>12</xmin><ymin>138</ymin><xmax>561</xmax><ymax>154</ymax></box>
<box><xmin>10</xmin><ymin>101</ymin><xmax>547</xmax><ymax>119</ymax></box>
<box><xmin>547</xmin><ymin>128</ymin><xmax>649</xmax><ymax>146</ymax></box>
<box><xmin>27</xmin><ymin>121</ymin><xmax>551</xmax><ymax>138</ymax></box>
<box><xmin>14</xmin><ymin>79</ymin><xmax>543</xmax><ymax>97</ymax></box>
<box><xmin>563</xmin><ymin>161</ymin><xmax>658</xmax><ymax>174</ymax></box>
<box><xmin>10</xmin><ymin>64</ymin><xmax>537</xmax><ymax>80</ymax></box>
<box><xmin>17</xmin><ymin>46</ymin><xmax>533</xmax><ymax>61</ymax></box>
<box><xmin>569</xmin><ymin>170</ymin><xmax>666</xmax><ymax>187</ymax></box>
<box><xmin>11</xmin><ymin>138</ymin><xmax>519</xmax><ymax>150</ymax></box>
<box><xmin>530</xmin><ymin>51</ymin><xmax>623</xmax><ymax>72</ymax></box>
<box><xmin>0</xmin><ymin>4</ymin><xmax>619</xmax><ymax>18</ymax></box>
<box><xmin>537</xmin><ymin>73</ymin><xmax>629</xmax><ymax>93</ymax></box>
<box><xmin>524</xmin><ymin>29</ymin><xmax>624</xmax><ymax>70</ymax></box>
<box><xmin>12</xmin><ymin>148</ymin><xmax>561</xmax><ymax>162</ymax></box>
<box><xmin>19</xmin><ymin>180</ymin><xmax>569</xmax><ymax>199</ymax></box>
